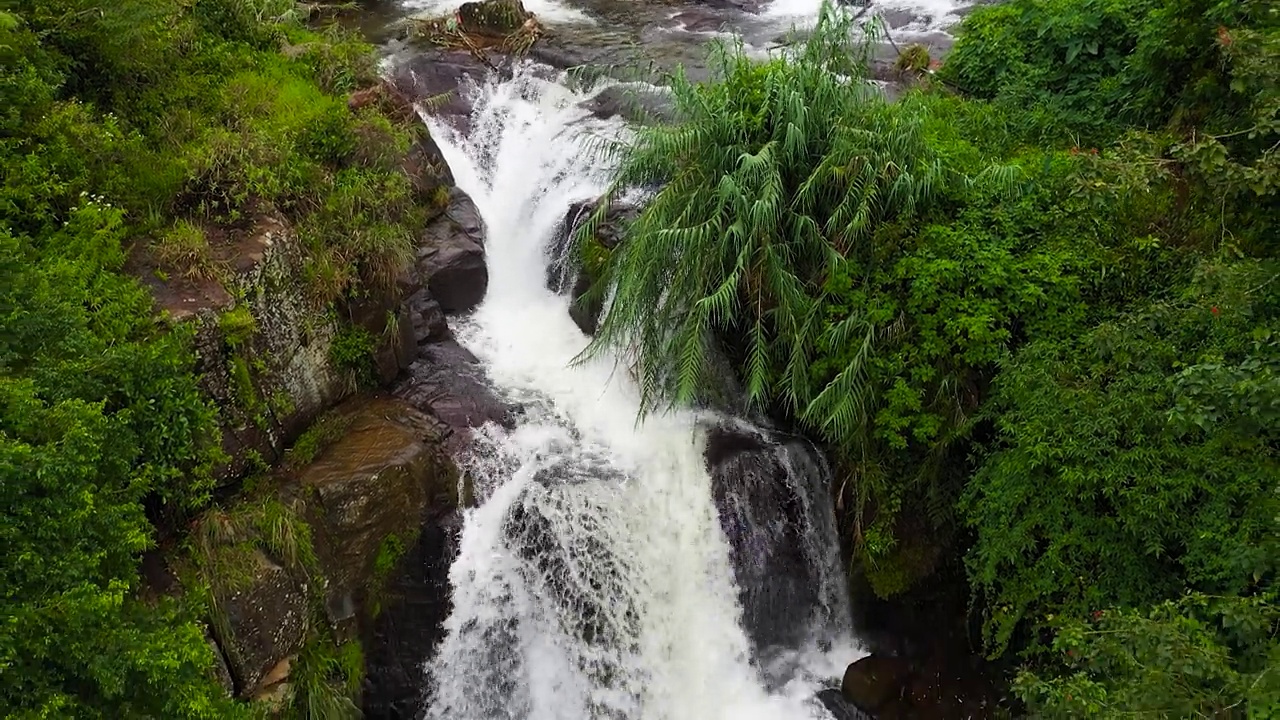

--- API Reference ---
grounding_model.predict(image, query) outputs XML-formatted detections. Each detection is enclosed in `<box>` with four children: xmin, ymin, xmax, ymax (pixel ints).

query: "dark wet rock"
<box><xmin>842</xmin><ymin>655</ymin><xmax>912</xmax><ymax>715</ymax></box>
<box><xmin>345</xmin><ymin>287</ymin><xmax>416</xmax><ymax>385</ymax></box>
<box><xmin>818</xmin><ymin>687</ymin><xmax>875</xmax><ymax>720</ymax></box>
<box><xmin>705</xmin><ymin>423</ymin><xmax>843</xmax><ymax>651</ymax></box>
<box><xmin>568</xmin><ymin>274</ymin><xmax>602</xmax><ymax>336</ymax></box>
<box><xmin>388</xmin><ymin>49</ymin><xmax>493</xmax><ymax>124</ymax></box>
<box><xmin>402</xmin><ymin>130</ymin><xmax>455</xmax><ymax>200</ymax></box>
<box><xmin>363</xmin><ymin>511</ymin><xmax>463</xmax><ymax>720</ymax></box>
<box><xmin>695</xmin><ymin>0</ymin><xmax>763</xmax><ymax>13</ymax></box>
<box><xmin>208</xmin><ymin>637</ymin><xmax>236</xmax><ymax>694</ymax></box>
<box><xmin>879</xmin><ymin>8</ymin><xmax>926</xmax><ymax>29</ymax></box>
<box><xmin>211</xmin><ymin>551</ymin><xmax>309</xmax><ymax>697</ymax></box>
<box><xmin>419</xmin><ymin>188</ymin><xmax>488</xmax><ymax>313</ymax></box>
<box><xmin>301</xmin><ymin>396</ymin><xmax>456</xmax><ymax>634</ymax></box>
<box><xmin>580</xmin><ymin>84</ymin><xmax>675</xmax><ymax>124</ymax></box>
<box><xmin>408</xmin><ymin>292</ymin><xmax>452</xmax><ymax>345</ymax></box>
<box><xmin>395</xmin><ymin>339</ymin><xmax>514</xmax><ymax>454</ymax></box>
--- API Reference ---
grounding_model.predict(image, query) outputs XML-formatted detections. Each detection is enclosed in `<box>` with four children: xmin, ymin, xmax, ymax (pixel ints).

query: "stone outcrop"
<box><xmin>211</xmin><ymin>550</ymin><xmax>310</xmax><ymax>697</ymax></box>
<box><xmin>137</xmin><ymin>213</ymin><xmax>416</xmax><ymax>484</ymax></box>
<box><xmin>196</xmin><ymin>393</ymin><xmax>464</xmax><ymax>708</ymax></box>
<box><xmin>546</xmin><ymin>196</ymin><xmax>639</xmax><ymax>335</ymax></box>
<box><xmin>704</xmin><ymin>423</ymin><xmax>846</xmax><ymax>652</ymax></box>
<box><xmin>301</xmin><ymin>396</ymin><xmax>458</xmax><ymax>637</ymax></box>
<box><xmin>396</xmin><ymin>339</ymin><xmax>514</xmax><ymax>455</ymax></box>
<box><xmin>362</xmin><ymin>511</ymin><xmax>463</xmax><ymax>719</ymax></box>
<box><xmin>419</xmin><ymin>188</ymin><xmax>489</xmax><ymax>313</ymax></box>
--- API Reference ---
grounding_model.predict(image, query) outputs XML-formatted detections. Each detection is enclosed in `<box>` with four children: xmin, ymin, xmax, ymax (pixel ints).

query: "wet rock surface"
<box><xmin>818</xmin><ymin>687</ymin><xmax>876</xmax><ymax>720</ymax></box>
<box><xmin>705</xmin><ymin>423</ymin><xmax>839</xmax><ymax>652</ymax></box>
<box><xmin>419</xmin><ymin>188</ymin><xmax>488</xmax><ymax>313</ymax></box>
<box><xmin>301</xmin><ymin>396</ymin><xmax>456</xmax><ymax>634</ymax></box>
<box><xmin>363</xmin><ymin>511</ymin><xmax>463</xmax><ymax>720</ymax></box>
<box><xmin>395</xmin><ymin>339</ymin><xmax>515</xmax><ymax>455</ymax></box>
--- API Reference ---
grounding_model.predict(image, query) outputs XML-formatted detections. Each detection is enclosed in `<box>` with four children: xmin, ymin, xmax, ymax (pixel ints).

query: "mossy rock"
<box><xmin>456</xmin><ymin>0</ymin><xmax>532</xmax><ymax>36</ymax></box>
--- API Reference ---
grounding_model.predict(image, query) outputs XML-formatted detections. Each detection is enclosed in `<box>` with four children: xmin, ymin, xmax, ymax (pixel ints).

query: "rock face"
<box><xmin>817</xmin><ymin>687</ymin><xmax>876</xmax><ymax>720</ymax></box>
<box><xmin>302</xmin><ymin>396</ymin><xmax>457</xmax><ymax>636</ymax></box>
<box><xmin>546</xmin><ymin>196</ymin><xmax>639</xmax><ymax>335</ymax></box>
<box><xmin>362</xmin><ymin>511</ymin><xmax>463</xmax><ymax>719</ymax></box>
<box><xmin>212</xmin><ymin>550</ymin><xmax>309</xmax><ymax>697</ymax></box>
<box><xmin>580</xmin><ymin>84</ymin><xmax>676</xmax><ymax>124</ymax></box>
<box><xmin>705</xmin><ymin>423</ymin><xmax>846</xmax><ymax>652</ymax></box>
<box><xmin>420</xmin><ymin>188</ymin><xmax>488</xmax><ymax>313</ymax></box>
<box><xmin>396</xmin><ymin>340</ymin><xmax>514</xmax><ymax>455</ymax></box>
<box><xmin>137</xmin><ymin>213</ymin><xmax>415</xmax><ymax>485</ymax></box>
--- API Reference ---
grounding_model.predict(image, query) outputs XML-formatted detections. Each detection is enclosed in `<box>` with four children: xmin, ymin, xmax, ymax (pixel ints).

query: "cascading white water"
<box><xmin>420</xmin><ymin>65</ymin><xmax>859</xmax><ymax>720</ymax></box>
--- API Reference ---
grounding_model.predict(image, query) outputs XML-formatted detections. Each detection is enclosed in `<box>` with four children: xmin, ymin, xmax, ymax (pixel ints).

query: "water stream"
<box><xmin>419</xmin><ymin>67</ymin><xmax>860</xmax><ymax>719</ymax></box>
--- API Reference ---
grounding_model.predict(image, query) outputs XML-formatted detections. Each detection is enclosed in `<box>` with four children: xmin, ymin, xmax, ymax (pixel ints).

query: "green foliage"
<box><xmin>962</xmin><ymin>259</ymin><xmax>1279</xmax><ymax>658</ymax></box>
<box><xmin>0</xmin><ymin>0</ymin><xmax>423</xmax><ymax>713</ymax></box>
<box><xmin>290</xmin><ymin>635</ymin><xmax>363</xmax><ymax>719</ymax></box>
<box><xmin>1014</xmin><ymin>594</ymin><xmax>1280</xmax><ymax>717</ymax></box>
<box><xmin>220</xmin><ymin>305</ymin><xmax>259</xmax><ymax>349</ymax></box>
<box><xmin>284</xmin><ymin>411</ymin><xmax>354</xmax><ymax>469</ymax></box>
<box><xmin>329</xmin><ymin>325</ymin><xmax>376</xmax><ymax>388</ymax></box>
<box><xmin>587</xmin><ymin>0</ymin><xmax>1278</xmax><ymax>712</ymax></box>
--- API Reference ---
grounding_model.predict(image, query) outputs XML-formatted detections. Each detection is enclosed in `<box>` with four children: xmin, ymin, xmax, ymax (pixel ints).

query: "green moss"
<box><xmin>284</xmin><ymin>411</ymin><xmax>353</xmax><ymax>468</ymax></box>
<box><xmin>219</xmin><ymin>305</ymin><xmax>258</xmax><ymax>349</ymax></box>
<box><xmin>328</xmin><ymin>325</ymin><xmax>376</xmax><ymax>388</ymax></box>
<box><xmin>229</xmin><ymin>355</ymin><xmax>262</xmax><ymax>413</ymax></box>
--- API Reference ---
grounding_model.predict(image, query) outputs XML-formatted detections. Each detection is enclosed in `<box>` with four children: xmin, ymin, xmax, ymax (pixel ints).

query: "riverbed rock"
<box><xmin>842</xmin><ymin>655</ymin><xmax>912</xmax><ymax>714</ymax></box>
<box><xmin>817</xmin><ymin>687</ymin><xmax>875</xmax><ymax>720</ymax></box>
<box><xmin>581</xmin><ymin>84</ymin><xmax>675</xmax><ymax>124</ymax></box>
<box><xmin>419</xmin><ymin>188</ymin><xmax>488</xmax><ymax>313</ymax></box>
<box><xmin>705</xmin><ymin>423</ymin><xmax>843</xmax><ymax>651</ymax></box>
<box><xmin>388</xmin><ymin>49</ymin><xmax>492</xmax><ymax>126</ymax></box>
<box><xmin>408</xmin><ymin>292</ymin><xmax>452</xmax><ymax>344</ymax></box>
<box><xmin>395</xmin><ymin>339</ymin><xmax>514</xmax><ymax>454</ymax></box>
<box><xmin>300</xmin><ymin>396</ymin><xmax>457</xmax><ymax>635</ymax></box>
<box><xmin>212</xmin><ymin>550</ymin><xmax>309</xmax><ymax>697</ymax></box>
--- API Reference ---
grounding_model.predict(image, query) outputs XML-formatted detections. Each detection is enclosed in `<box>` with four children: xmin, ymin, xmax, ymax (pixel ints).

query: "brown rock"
<box><xmin>301</xmin><ymin>396</ymin><xmax>457</xmax><ymax>633</ymax></box>
<box><xmin>213</xmin><ymin>551</ymin><xmax>309</xmax><ymax>697</ymax></box>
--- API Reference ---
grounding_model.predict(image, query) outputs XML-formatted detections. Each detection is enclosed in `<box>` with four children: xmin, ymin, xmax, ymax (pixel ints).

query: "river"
<box><xmin>367</xmin><ymin>0</ymin><xmax>976</xmax><ymax>716</ymax></box>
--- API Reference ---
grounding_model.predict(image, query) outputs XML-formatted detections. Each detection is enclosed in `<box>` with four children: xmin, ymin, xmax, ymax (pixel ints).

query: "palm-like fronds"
<box><xmin>576</xmin><ymin>3</ymin><xmax>1008</xmax><ymax>453</ymax></box>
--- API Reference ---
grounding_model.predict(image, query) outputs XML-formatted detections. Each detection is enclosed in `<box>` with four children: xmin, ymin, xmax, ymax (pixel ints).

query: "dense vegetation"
<box><xmin>580</xmin><ymin>0</ymin><xmax>1278</xmax><ymax>714</ymax></box>
<box><xmin>0</xmin><ymin>0</ymin><xmax>425</xmax><ymax>715</ymax></box>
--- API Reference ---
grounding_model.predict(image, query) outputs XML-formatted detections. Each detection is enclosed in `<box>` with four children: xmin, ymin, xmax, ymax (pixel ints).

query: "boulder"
<box><xmin>212</xmin><ymin>550</ymin><xmax>309</xmax><ymax>697</ymax></box>
<box><xmin>817</xmin><ymin>687</ymin><xmax>876</xmax><ymax>720</ymax></box>
<box><xmin>408</xmin><ymin>292</ymin><xmax>452</xmax><ymax>345</ymax></box>
<box><xmin>456</xmin><ymin>0</ymin><xmax>533</xmax><ymax>37</ymax></box>
<box><xmin>580</xmin><ymin>84</ymin><xmax>676</xmax><ymax>124</ymax></box>
<box><xmin>568</xmin><ymin>275</ymin><xmax>602</xmax><ymax>336</ymax></box>
<box><xmin>301</xmin><ymin>396</ymin><xmax>457</xmax><ymax>634</ymax></box>
<box><xmin>705</xmin><ymin>423</ymin><xmax>844</xmax><ymax>651</ymax></box>
<box><xmin>419</xmin><ymin>189</ymin><xmax>488</xmax><ymax>313</ymax></box>
<box><xmin>388</xmin><ymin>49</ymin><xmax>493</xmax><ymax>128</ymax></box>
<box><xmin>841</xmin><ymin>655</ymin><xmax>912</xmax><ymax>714</ymax></box>
<box><xmin>395</xmin><ymin>340</ymin><xmax>514</xmax><ymax>452</ymax></box>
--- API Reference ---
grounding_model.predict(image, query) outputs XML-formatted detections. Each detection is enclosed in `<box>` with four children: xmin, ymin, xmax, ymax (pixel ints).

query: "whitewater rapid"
<box><xmin>419</xmin><ymin>67</ymin><xmax>858</xmax><ymax>720</ymax></box>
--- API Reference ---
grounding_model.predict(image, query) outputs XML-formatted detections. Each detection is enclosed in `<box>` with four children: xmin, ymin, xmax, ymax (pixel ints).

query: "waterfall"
<box><xmin>419</xmin><ymin>64</ymin><xmax>861</xmax><ymax>720</ymax></box>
